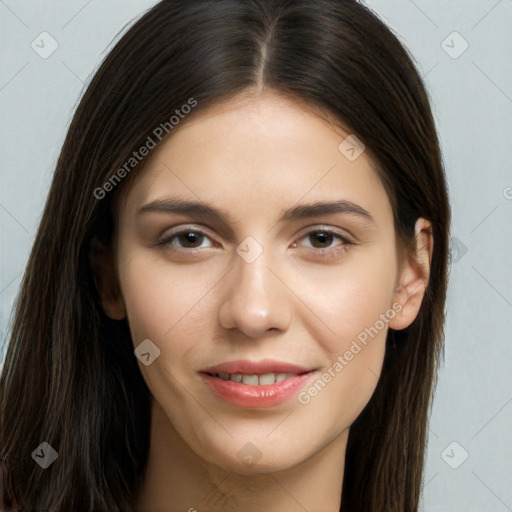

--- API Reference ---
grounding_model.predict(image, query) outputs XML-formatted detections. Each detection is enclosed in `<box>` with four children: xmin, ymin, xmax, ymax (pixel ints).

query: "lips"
<box><xmin>199</xmin><ymin>359</ymin><xmax>316</xmax><ymax>408</ymax></box>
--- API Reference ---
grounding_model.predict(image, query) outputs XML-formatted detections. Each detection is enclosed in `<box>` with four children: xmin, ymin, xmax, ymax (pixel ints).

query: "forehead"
<box><xmin>119</xmin><ymin>90</ymin><xmax>392</xmax><ymax>227</ymax></box>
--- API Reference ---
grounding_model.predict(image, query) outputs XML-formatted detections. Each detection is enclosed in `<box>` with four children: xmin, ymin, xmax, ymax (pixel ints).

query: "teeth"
<box><xmin>213</xmin><ymin>372</ymin><xmax>296</xmax><ymax>385</ymax></box>
<box><xmin>258</xmin><ymin>373</ymin><xmax>276</xmax><ymax>385</ymax></box>
<box><xmin>242</xmin><ymin>374</ymin><xmax>259</xmax><ymax>385</ymax></box>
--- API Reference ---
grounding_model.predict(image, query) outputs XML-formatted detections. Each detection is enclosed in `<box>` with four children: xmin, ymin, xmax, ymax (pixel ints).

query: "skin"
<box><xmin>95</xmin><ymin>89</ymin><xmax>433</xmax><ymax>512</ymax></box>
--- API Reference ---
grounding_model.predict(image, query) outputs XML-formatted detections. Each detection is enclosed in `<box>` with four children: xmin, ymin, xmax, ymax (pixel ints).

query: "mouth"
<box><xmin>203</xmin><ymin>371</ymin><xmax>310</xmax><ymax>386</ymax></box>
<box><xmin>199</xmin><ymin>359</ymin><xmax>317</xmax><ymax>408</ymax></box>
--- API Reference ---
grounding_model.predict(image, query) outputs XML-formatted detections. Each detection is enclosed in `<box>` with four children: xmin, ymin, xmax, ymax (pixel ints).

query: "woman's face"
<box><xmin>110</xmin><ymin>90</ymin><xmax>411</xmax><ymax>474</ymax></box>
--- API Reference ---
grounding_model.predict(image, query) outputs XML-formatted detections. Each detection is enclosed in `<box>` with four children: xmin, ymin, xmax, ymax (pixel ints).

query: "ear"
<box><xmin>388</xmin><ymin>218</ymin><xmax>433</xmax><ymax>331</ymax></box>
<box><xmin>88</xmin><ymin>237</ymin><xmax>126</xmax><ymax>320</ymax></box>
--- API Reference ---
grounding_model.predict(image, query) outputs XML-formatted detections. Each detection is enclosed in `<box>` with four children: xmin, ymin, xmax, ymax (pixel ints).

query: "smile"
<box><xmin>199</xmin><ymin>360</ymin><xmax>317</xmax><ymax>408</ymax></box>
<box><xmin>206</xmin><ymin>372</ymin><xmax>298</xmax><ymax>386</ymax></box>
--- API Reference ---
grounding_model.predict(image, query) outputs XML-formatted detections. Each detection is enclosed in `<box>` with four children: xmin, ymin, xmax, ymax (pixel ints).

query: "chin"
<box><xmin>196</xmin><ymin>438</ymin><xmax>306</xmax><ymax>475</ymax></box>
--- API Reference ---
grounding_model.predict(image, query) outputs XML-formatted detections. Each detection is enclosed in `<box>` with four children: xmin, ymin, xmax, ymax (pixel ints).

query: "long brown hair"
<box><xmin>0</xmin><ymin>1</ymin><xmax>450</xmax><ymax>510</ymax></box>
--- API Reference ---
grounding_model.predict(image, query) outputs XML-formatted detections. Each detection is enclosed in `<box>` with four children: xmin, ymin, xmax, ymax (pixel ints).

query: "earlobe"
<box><xmin>88</xmin><ymin>237</ymin><xmax>126</xmax><ymax>320</ymax></box>
<box><xmin>389</xmin><ymin>218</ymin><xmax>433</xmax><ymax>331</ymax></box>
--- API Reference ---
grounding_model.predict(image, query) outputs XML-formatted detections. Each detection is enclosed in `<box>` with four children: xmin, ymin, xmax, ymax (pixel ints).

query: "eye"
<box><xmin>158</xmin><ymin>227</ymin><xmax>214</xmax><ymax>250</ymax></box>
<box><xmin>302</xmin><ymin>230</ymin><xmax>344</xmax><ymax>249</ymax></box>
<box><xmin>294</xmin><ymin>228</ymin><xmax>354</xmax><ymax>259</ymax></box>
<box><xmin>156</xmin><ymin>226</ymin><xmax>354</xmax><ymax>258</ymax></box>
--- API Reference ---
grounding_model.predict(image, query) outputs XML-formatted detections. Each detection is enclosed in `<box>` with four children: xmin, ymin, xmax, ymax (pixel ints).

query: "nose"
<box><xmin>217</xmin><ymin>248</ymin><xmax>292</xmax><ymax>338</ymax></box>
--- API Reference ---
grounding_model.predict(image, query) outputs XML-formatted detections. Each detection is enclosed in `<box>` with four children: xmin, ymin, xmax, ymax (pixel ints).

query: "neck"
<box><xmin>133</xmin><ymin>402</ymin><xmax>346</xmax><ymax>512</ymax></box>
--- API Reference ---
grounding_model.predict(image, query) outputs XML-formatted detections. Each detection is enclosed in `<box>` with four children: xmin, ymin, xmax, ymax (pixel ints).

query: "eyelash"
<box><xmin>303</xmin><ymin>232</ymin><xmax>353</xmax><ymax>260</ymax></box>
<box><xmin>156</xmin><ymin>226</ymin><xmax>355</xmax><ymax>260</ymax></box>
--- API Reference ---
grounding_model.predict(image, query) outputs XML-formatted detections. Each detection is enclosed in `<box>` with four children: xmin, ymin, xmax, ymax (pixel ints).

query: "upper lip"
<box><xmin>201</xmin><ymin>359</ymin><xmax>315</xmax><ymax>375</ymax></box>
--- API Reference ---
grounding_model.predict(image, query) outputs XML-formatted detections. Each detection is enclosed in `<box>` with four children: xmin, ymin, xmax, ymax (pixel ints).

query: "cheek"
<box><xmin>296</xmin><ymin>288</ymin><xmax>389</xmax><ymax>437</ymax></box>
<box><xmin>117</xmin><ymin>254</ymin><xmax>218</xmax><ymax>413</ymax></box>
<box><xmin>292</xmin><ymin>240</ymin><xmax>397</xmax><ymax>351</ymax></box>
<box><xmin>118</xmin><ymin>250</ymin><xmax>219</xmax><ymax>343</ymax></box>
<box><xmin>117</xmin><ymin>252</ymin><xmax>225</xmax><ymax>405</ymax></box>
<box><xmin>291</xmin><ymin>244</ymin><xmax>396</xmax><ymax>421</ymax></box>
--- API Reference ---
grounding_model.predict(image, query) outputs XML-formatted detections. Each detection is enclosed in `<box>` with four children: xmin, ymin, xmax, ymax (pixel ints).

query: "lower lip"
<box><xmin>200</xmin><ymin>372</ymin><xmax>315</xmax><ymax>408</ymax></box>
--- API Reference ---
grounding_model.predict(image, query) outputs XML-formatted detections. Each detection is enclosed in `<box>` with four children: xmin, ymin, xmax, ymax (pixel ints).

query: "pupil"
<box><xmin>311</xmin><ymin>232</ymin><xmax>332</xmax><ymax>248</ymax></box>
<box><xmin>180</xmin><ymin>232</ymin><xmax>202</xmax><ymax>247</ymax></box>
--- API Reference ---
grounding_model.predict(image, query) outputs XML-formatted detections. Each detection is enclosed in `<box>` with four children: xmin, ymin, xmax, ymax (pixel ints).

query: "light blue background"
<box><xmin>1</xmin><ymin>1</ymin><xmax>511</xmax><ymax>510</ymax></box>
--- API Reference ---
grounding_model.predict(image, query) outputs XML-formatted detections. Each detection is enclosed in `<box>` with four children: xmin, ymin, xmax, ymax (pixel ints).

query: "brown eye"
<box><xmin>302</xmin><ymin>230</ymin><xmax>346</xmax><ymax>249</ymax></box>
<box><xmin>293</xmin><ymin>228</ymin><xmax>355</xmax><ymax>261</ymax></box>
<box><xmin>308</xmin><ymin>231</ymin><xmax>336</xmax><ymax>248</ymax></box>
<box><xmin>159</xmin><ymin>228</ymin><xmax>214</xmax><ymax>250</ymax></box>
<box><xmin>175</xmin><ymin>231</ymin><xmax>206</xmax><ymax>248</ymax></box>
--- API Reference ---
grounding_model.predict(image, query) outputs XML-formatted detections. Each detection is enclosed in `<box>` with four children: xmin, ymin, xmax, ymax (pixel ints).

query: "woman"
<box><xmin>0</xmin><ymin>0</ymin><xmax>450</xmax><ymax>510</ymax></box>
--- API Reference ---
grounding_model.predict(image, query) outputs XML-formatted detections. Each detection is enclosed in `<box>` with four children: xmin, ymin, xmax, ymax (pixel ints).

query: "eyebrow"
<box><xmin>138</xmin><ymin>197</ymin><xmax>375</xmax><ymax>225</ymax></box>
